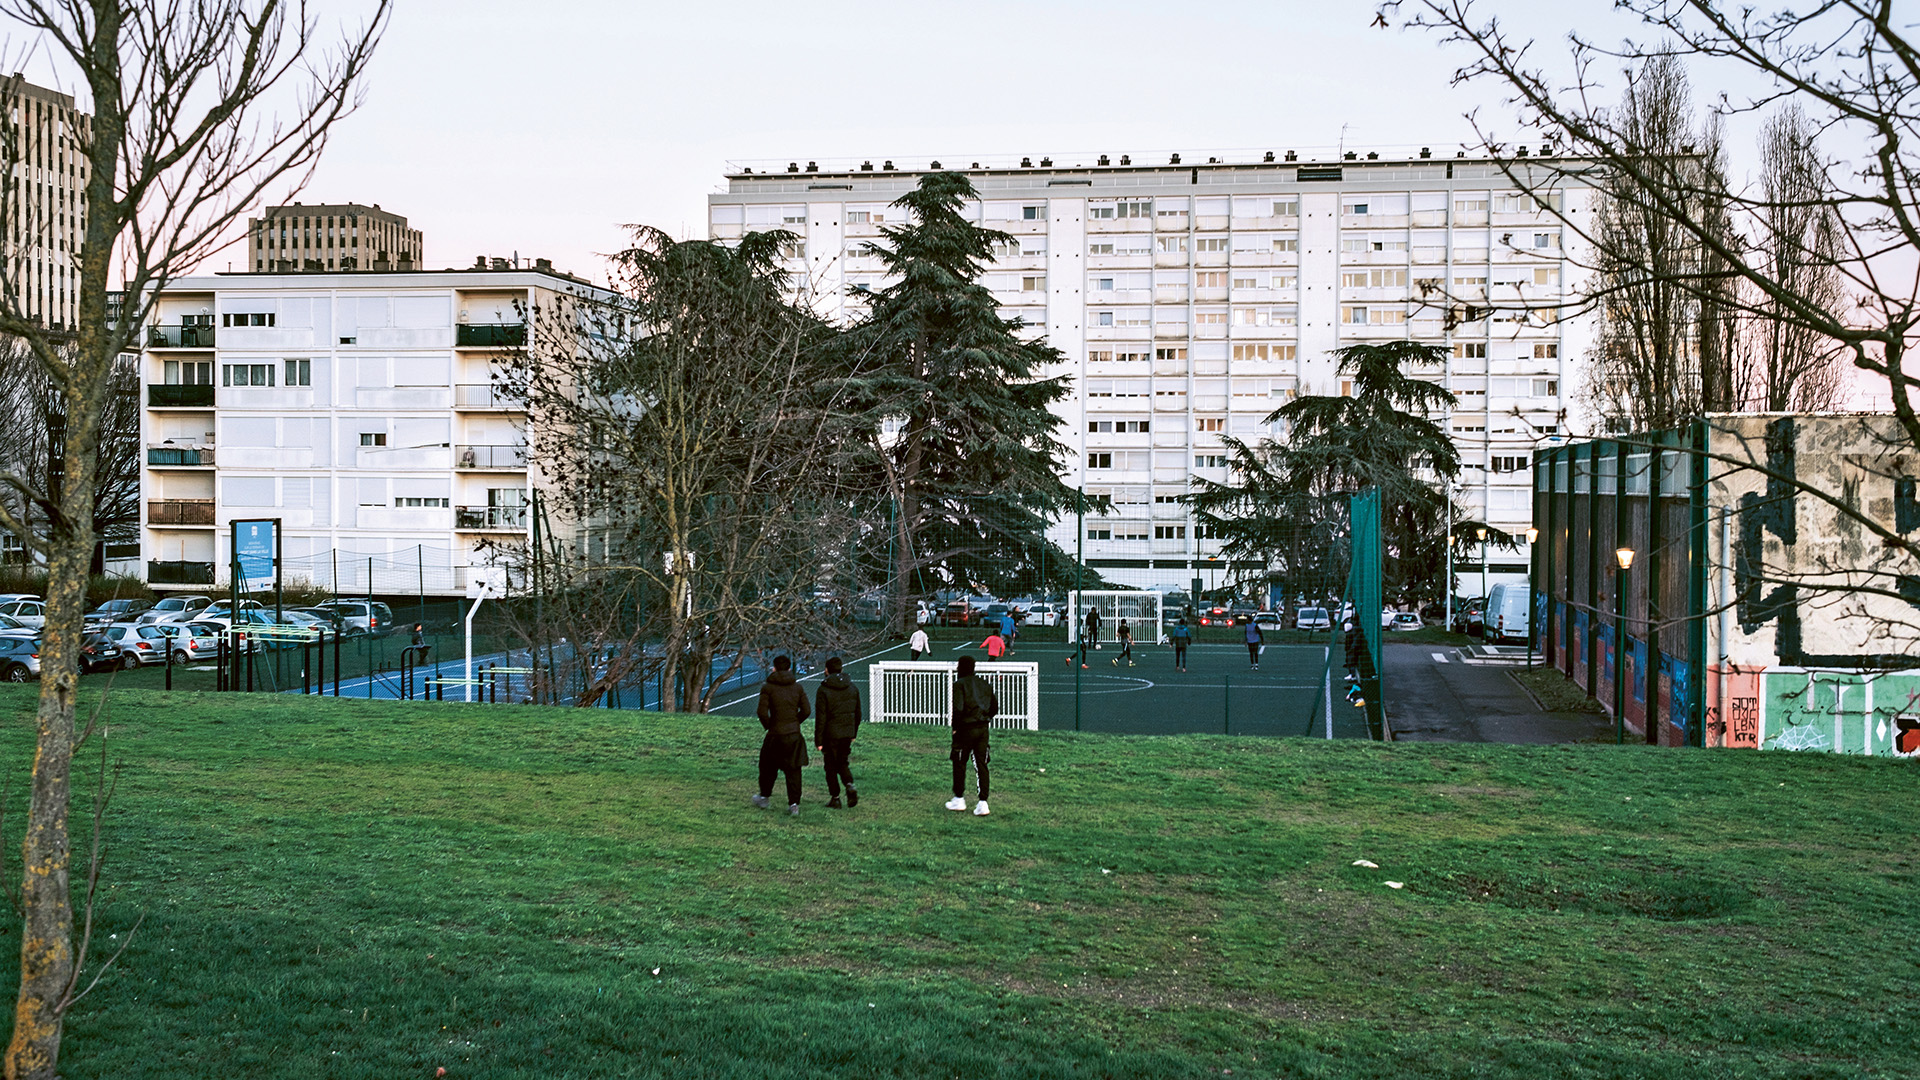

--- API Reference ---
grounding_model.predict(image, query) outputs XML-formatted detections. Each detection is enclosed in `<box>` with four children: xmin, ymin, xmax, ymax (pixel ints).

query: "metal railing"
<box><xmin>147</xmin><ymin>446</ymin><xmax>215</xmax><ymax>466</ymax></box>
<box><xmin>454</xmin><ymin>383</ymin><xmax>522</xmax><ymax>409</ymax></box>
<box><xmin>149</xmin><ymin>560</ymin><xmax>215</xmax><ymax>585</ymax></box>
<box><xmin>455</xmin><ymin>505</ymin><xmax>529</xmax><ymax>530</ymax></box>
<box><xmin>454</xmin><ymin>444</ymin><xmax>526</xmax><ymax>469</ymax></box>
<box><xmin>147</xmin><ymin>325</ymin><xmax>217</xmax><ymax>348</ymax></box>
<box><xmin>148</xmin><ymin>384</ymin><xmax>215</xmax><ymax>406</ymax></box>
<box><xmin>455</xmin><ymin>323</ymin><xmax>525</xmax><ymax>347</ymax></box>
<box><xmin>148</xmin><ymin>499</ymin><xmax>215</xmax><ymax>525</ymax></box>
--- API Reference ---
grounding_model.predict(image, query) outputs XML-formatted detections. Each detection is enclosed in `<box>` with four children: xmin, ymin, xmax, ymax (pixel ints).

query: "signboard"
<box><xmin>231</xmin><ymin>518</ymin><xmax>280</xmax><ymax>589</ymax></box>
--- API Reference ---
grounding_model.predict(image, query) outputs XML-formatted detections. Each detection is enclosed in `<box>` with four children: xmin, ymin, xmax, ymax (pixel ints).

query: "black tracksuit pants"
<box><xmin>951</xmin><ymin>724</ymin><xmax>990</xmax><ymax>800</ymax></box>
<box><xmin>758</xmin><ymin>733</ymin><xmax>805</xmax><ymax>806</ymax></box>
<box><xmin>820</xmin><ymin>737</ymin><xmax>855</xmax><ymax>797</ymax></box>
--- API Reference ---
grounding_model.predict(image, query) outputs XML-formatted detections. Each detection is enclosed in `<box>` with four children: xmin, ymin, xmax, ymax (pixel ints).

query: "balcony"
<box><xmin>455</xmin><ymin>444</ymin><xmax>526</xmax><ymax>470</ymax></box>
<box><xmin>147</xmin><ymin>445</ymin><xmax>214</xmax><ymax>466</ymax></box>
<box><xmin>146</xmin><ymin>325</ymin><xmax>216</xmax><ymax>348</ymax></box>
<box><xmin>455</xmin><ymin>505</ymin><xmax>529</xmax><ymax>531</ymax></box>
<box><xmin>148</xmin><ymin>384</ymin><xmax>215</xmax><ymax>407</ymax></box>
<box><xmin>454</xmin><ymin>383</ymin><xmax>522</xmax><ymax>409</ymax></box>
<box><xmin>149</xmin><ymin>560</ymin><xmax>215</xmax><ymax>585</ymax></box>
<box><xmin>455</xmin><ymin>323</ymin><xmax>526</xmax><ymax>348</ymax></box>
<box><xmin>148</xmin><ymin>499</ymin><xmax>215</xmax><ymax>525</ymax></box>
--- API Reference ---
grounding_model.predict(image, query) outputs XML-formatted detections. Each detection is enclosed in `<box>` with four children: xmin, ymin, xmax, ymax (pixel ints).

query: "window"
<box><xmin>394</xmin><ymin>497</ymin><xmax>450</xmax><ymax>508</ymax></box>
<box><xmin>221</xmin><ymin>363</ymin><xmax>274</xmax><ymax>386</ymax></box>
<box><xmin>1532</xmin><ymin>378</ymin><xmax>1559</xmax><ymax>396</ymax></box>
<box><xmin>1089</xmin><ymin>420</ymin><xmax>1149</xmax><ymax>433</ymax></box>
<box><xmin>782</xmin><ymin>211</ymin><xmax>805</xmax><ymax>224</ymax></box>
<box><xmin>1272</xmin><ymin>274</ymin><xmax>1297</xmax><ymax>289</ymax></box>
<box><xmin>1021</xmin><ymin>276</ymin><xmax>1045</xmax><ymax>291</ymax></box>
<box><xmin>1088</xmin><ymin>349</ymin><xmax>1113</xmax><ymax>363</ymax></box>
<box><xmin>1155</xmin><ymin>493</ymin><xmax>1184</xmax><ymax>504</ymax></box>
<box><xmin>1088</xmin><ymin>205</ymin><xmax>1114</xmax><ymax>219</ymax></box>
<box><xmin>1455</xmin><ymin>198</ymin><xmax>1488</xmax><ymax>214</ymax></box>
<box><xmin>1194</xmin><ymin>525</ymin><xmax>1217</xmax><ymax>540</ymax></box>
<box><xmin>1155</xmin><ymin>347</ymin><xmax>1187</xmax><ymax>362</ymax></box>
<box><xmin>1197</xmin><ymin>417</ymin><xmax>1224</xmax><ymax>432</ymax></box>
<box><xmin>1154</xmin><ymin>525</ymin><xmax>1187</xmax><ymax>539</ymax></box>
<box><xmin>1533</xmin><ymin>232</ymin><xmax>1557</xmax><ymax>249</ymax></box>
<box><xmin>1088</xmin><ymin>453</ymin><xmax>1112</xmax><ymax>469</ymax></box>
<box><xmin>1089</xmin><ymin>242</ymin><xmax>1115</xmax><ymax>255</ymax></box>
<box><xmin>1089</xmin><ymin>421</ymin><xmax>1111</xmax><ymax>433</ymax></box>
<box><xmin>1454</xmin><ymin>342</ymin><xmax>1488</xmax><ymax>359</ymax></box>
<box><xmin>1022</xmin><ymin>205</ymin><xmax>1046</xmax><ymax>220</ymax></box>
<box><xmin>1492</xmin><ymin>193</ymin><xmax>1535</xmax><ymax>213</ymax></box>
<box><xmin>1116</xmin><ymin>350</ymin><xmax>1148</xmax><ymax>362</ymax></box>
<box><xmin>1342</xmin><ymin>237</ymin><xmax>1409</xmax><ymax>253</ymax></box>
<box><xmin>845</xmin><ymin>210</ymin><xmax>869</xmax><ymax>224</ymax></box>
<box><xmin>1489</xmin><ymin>455</ymin><xmax>1529</xmax><ymax>474</ymax></box>
<box><xmin>1196</xmin><ymin>272</ymin><xmax>1227</xmax><ymax>289</ymax></box>
<box><xmin>1534</xmin><ymin>268</ymin><xmax>1560</xmax><ymax>286</ymax></box>
<box><xmin>1342</xmin><ymin>306</ymin><xmax>1368</xmax><ymax>325</ymax></box>
<box><xmin>1342</xmin><ymin>269</ymin><xmax>1410</xmax><ymax>288</ymax></box>
<box><xmin>1453</xmin><ymin>274</ymin><xmax>1488</xmax><ymax>288</ymax></box>
<box><xmin>283</xmin><ymin>359</ymin><xmax>311</xmax><ymax>386</ymax></box>
<box><xmin>1343</xmin><ymin>202</ymin><xmax>1370</xmax><ymax>216</ymax></box>
<box><xmin>1094</xmin><ymin>311</ymin><xmax>1114</xmax><ymax>326</ymax></box>
<box><xmin>163</xmin><ymin>360</ymin><xmax>212</xmax><ymax>385</ymax></box>
<box><xmin>1194</xmin><ymin>237</ymin><xmax>1228</xmax><ymax>253</ymax></box>
<box><xmin>220</xmin><ymin>312</ymin><xmax>277</xmax><ymax>327</ymax></box>
<box><xmin>1195</xmin><ymin>454</ymin><xmax>1227</xmax><ymax>468</ymax></box>
<box><xmin>1232</xmin><ymin>343</ymin><xmax>1297</xmax><ymax>362</ymax></box>
<box><xmin>1117</xmin><ymin>201</ymin><xmax>1151</xmax><ymax>218</ymax></box>
<box><xmin>1272</xmin><ymin>238</ymin><xmax>1298</xmax><ymax>252</ymax></box>
<box><xmin>1271</xmin><ymin>199</ymin><xmax>1298</xmax><ymax>217</ymax></box>
<box><xmin>1157</xmin><ymin>236</ymin><xmax>1187</xmax><ymax>253</ymax></box>
<box><xmin>1089</xmin><ymin>528</ymin><xmax>1112</xmax><ymax>541</ymax></box>
<box><xmin>1534</xmin><ymin>343</ymin><xmax>1558</xmax><ymax>359</ymax></box>
<box><xmin>1156</xmin><ymin>202</ymin><xmax>1186</xmax><ymax>217</ymax></box>
<box><xmin>1195</xmin><ymin>311</ymin><xmax>1227</xmax><ymax>325</ymax></box>
<box><xmin>1091</xmin><ymin>278</ymin><xmax>1114</xmax><ymax>291</ymax></box>
<box><xmin>1232</xmin><ymin>277</ymin><xmax>1257</xmax><ymax>290</ymax></box>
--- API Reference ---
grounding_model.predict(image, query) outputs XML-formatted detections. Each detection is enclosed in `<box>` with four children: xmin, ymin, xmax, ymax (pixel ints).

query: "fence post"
<box><xmin>333</xmin><ymin>629</ymin><xmax>341</xmax><ymax>696</ymax></box>
<box><xmin>165</xmin><ymin>640</ymin><xmax>173</xmax><ymax>691</ymax></box>
<box><xmin>1224</xmin><ymin>672</ymin><xmax>1231</xmax><ymax>735</ymax></box>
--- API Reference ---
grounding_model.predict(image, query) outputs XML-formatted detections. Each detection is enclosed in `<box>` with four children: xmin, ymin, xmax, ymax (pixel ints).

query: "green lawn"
<box><xmin>1</xmin><ymin>687</ymin><xmax>1911</xmax><ymax>1078</ymax></box>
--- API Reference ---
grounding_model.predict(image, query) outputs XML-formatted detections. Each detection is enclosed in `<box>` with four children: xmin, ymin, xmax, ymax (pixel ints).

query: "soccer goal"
<box><xmin>867</xmin><ymin>661</ymin><xmax>1040</xmax><ymax>731</ymax></box>
<box><xmin>1065</xmin><ymin>590</ymin><xmax>1166</xmax><ymax>645</ymax></box>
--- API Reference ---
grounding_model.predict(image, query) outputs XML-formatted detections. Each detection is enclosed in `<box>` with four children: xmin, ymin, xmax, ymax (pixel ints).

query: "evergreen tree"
<box><xmin>844</xmin><ymin>173</ymin><xmax>1076</xmax><ymax>629</ymax></box>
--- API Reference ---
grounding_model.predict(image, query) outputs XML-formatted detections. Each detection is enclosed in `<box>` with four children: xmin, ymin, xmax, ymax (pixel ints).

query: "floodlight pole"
<box><xmin>465</xmin><ymin>589</ymin><xmax>488</xmax><ymax>703</ymax></box>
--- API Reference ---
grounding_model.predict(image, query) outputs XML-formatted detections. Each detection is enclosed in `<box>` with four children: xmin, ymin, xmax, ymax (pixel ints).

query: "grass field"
<box><xmin>0</xmin><ymin>687</ymin><xmax>1911</xmax><ymax>1078</ymax></box>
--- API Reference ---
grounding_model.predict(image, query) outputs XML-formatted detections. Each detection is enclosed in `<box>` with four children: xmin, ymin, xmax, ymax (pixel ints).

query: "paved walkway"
<box><xmin>1381</xmin><ymin>643</ymin><xmax>1612</xmax><ymax>744</ymax></box>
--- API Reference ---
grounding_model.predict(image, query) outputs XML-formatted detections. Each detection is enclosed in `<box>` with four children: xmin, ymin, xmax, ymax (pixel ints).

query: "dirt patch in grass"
<box><xmin>1439</xmin><ymin>867</ymin><xmax>1748</xmax><ymax>920</ymax></box>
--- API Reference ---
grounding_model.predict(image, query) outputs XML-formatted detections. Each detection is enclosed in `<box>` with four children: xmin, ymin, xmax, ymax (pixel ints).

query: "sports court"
<box><xmin>708</xmin><ymin>635</ymin><xmax>1373</xmax><ymax>739</ymax></box>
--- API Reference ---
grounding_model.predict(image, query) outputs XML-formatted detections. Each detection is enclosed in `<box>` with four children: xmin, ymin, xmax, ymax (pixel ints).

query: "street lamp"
<box><xmin>1525</xmin><ymin>526</ymin><xmax>1540</xmax><ymax>669</ymax></box>
<box><xmin>1614</xmin><ymin>546</ymin><xmax>1634</xmax><ymax>744</ymax></box>
<box><xmin>1476</xmin><ymin>526</ymin><xmax>1489</xmax><ymax>608</ymax></box>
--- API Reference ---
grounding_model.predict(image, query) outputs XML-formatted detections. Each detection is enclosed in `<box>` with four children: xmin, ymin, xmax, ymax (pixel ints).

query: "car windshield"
<box><xmin>1301</xmin><ymin>608</ymin><xmax>1327</xmax><ymax>618</ymax></box>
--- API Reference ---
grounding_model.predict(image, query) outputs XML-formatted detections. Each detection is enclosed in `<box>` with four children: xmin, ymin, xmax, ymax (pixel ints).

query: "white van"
<box><xmin>1483</xmin><ymin>583</ymin><xmax>1531</xmax><ymax>644</ymax></box>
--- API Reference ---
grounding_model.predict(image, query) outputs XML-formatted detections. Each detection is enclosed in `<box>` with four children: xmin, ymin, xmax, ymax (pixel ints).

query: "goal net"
<box><xmin>1065</xmin><ymin>590</ymin><xmax>1166</xmax><ymax>645</ymax></box>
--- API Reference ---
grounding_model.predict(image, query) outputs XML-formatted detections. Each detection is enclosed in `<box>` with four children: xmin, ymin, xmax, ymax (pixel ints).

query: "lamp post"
<box><xmin>1614</xmin><ymin>546</ymin><xmax>1635</xmax><ymax>745</ymax></box>
<box><xmin>1525</xmin><ymin>526</ymin><xmax>1540</xmax><ymax>669</ymax></box>
<box><xmin>1476</xmin><ymin>526</ymin><xmax>1489</xmax><ymax>617</ymax></box>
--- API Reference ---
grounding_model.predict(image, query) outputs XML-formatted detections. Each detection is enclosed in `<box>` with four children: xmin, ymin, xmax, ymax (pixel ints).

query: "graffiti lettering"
<box><xmin>1730</xmin><ymin>696</ymin><xmax>1759</xmax><ymax>747</ymax></box>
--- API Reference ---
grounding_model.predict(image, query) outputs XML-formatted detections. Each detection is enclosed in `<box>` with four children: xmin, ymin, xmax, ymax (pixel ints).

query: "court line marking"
<box><xmin>711</xmin><ymin>640</ymin><xmax>910</xmax><ymax>711</ymax></box>
<box><xmin>1432</xmin><ymin>652</ymin><xmax>1450</xmax><ymax>663</ymax></box>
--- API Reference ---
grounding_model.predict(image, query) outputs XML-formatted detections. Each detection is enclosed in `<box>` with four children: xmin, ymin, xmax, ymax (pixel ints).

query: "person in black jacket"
<box><xmin>946</xmin><ymin>655</ymin><xmax>998</xmax><ymax>816</ymax></box>
<box><xmin>813</xmin><ymin>656</ymin><xmax>862</xmax><ymax>808</ymax></box>
<box><xmin>753</xmin><ymin>655</ymin><xmax>810</xmax><ymax>815</ymax></box>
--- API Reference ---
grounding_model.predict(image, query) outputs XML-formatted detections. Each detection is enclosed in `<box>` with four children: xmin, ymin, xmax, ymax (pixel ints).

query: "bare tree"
<box><xmin>0</xmin><ymin>343</ymin><xmax>139</xmax><ymax>573</ymax></box>
<box><xmin>503</xmin><ymin>228</ymin><xmax>871</xmax><ymax>712</ymax></box>
<box><xmin>0</xmin><ymin>3</ymin><xmax>387</xmax><ymax>1074</ymax></box>
<box><xmin>1751</xmin><ymin>103</ymin><xmax>1849</xmax><ymax>411</ymax></box>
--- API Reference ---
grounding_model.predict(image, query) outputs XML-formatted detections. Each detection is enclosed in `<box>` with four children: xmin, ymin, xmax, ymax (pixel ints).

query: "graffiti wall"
<box><xmin>1707</xmin><ymin>666</ymin><xmax>1920</xmax><ymax>756</ymax></box>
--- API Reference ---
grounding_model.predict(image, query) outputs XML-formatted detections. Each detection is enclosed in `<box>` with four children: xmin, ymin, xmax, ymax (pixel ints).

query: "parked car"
<box><xmin>0</xmin><ymin>613</ymin><xmax>36</xmax><ymax>637</ymax></box>
<box><xmin>1390</xmin><ymin>612</ymin><xmax>1424</xmax><ymax>632</ymax></box>
<box><xmin>183</xmin><ymin>618</ymin><xmax>264</xmax><ymax>653</ymax></box>
<box><xmin>1451</xmin><ymin>600</ymin><xmax>1485</xmax><ymax>636</ymax></box>
<box><xmin>0</xmin><ymin>637</ymin><xmax>40</xmax><ymax>681</ymax></box>
<box><xmin>288</xmin><ymin>606</ymin><xmax>347</xmax><ymax>633</ymax></box>
<box><xmin>200</xmin><ymin>599</ymin><xmax>266</xmax><ymax>621</ymax></box>
<box><xmin>1198</xmin><ymin>605</ymin><xmax>1232</xmax><ymax>627</ymax></box>
<box><xmin>96</xmin><ymin>623</ymin><xmax>173</xmax><ymax>666</ymax></box>
<box><xmin>1253</xmin><ymin>611</ymin><xmax>1282</xmax><ymax>628</ymax></box>
<box><xmin>1230</xmin><ymin>607</ymin><xmax>1259</xmax><ymax>625</ymax></box>
<box><xmin>1022</xmin><ymin>603</ymin><xmax>1060</xmax><ymax>627</ymax></box>
<box><xmin>78</xmin><ymin>632</ymin><xmax>126</xmax><ymax>673</ymax></box>
<box><xmin>1295</xmin><ymin>606</ymin><xmax>1331</xmax><ymax>632</ymax></box>
<box><xmin>167</xmin><ymin>623</ymin><xmax>224</xmax><ymax>664</ymax></box>
<box><xmin>310</xmin><ymin>601</ymin><xmax>396</xmax><ymax>636</ymax></box>
<box><xmin>138</xmin><ymin>595</ymin><xmax>213</xmax><ymax>625</ymax></box>
<box><xmin>85</xmin><ymin>598</ymin><xmax>153</xmax><ymax>625</ymax></box>
<box><xmin>940</xmin><ymin>598</ymin><xmax>993</xmax><ymax>627</ymax></box>
<box><xmin>0</xmin><ymin>599</ymin><xmax>46</xmax><ymax>629</ymax></box>
<box><xmin>915</xmin><ymin>601</ymin><xmax>934</xmax><ymax>626</ymax></box>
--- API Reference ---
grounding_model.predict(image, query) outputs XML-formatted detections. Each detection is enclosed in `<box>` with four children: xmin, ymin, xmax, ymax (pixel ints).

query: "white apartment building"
<box><xmin>709</xmin><ymin>149</ymin><xmax>1598</xmax><ymax>592</ymax></box>
<box><xmin>2</xmin><ymin>76</ymin><xmax>90</xmax><ymax>332</ymax></box>
<box><xmin>139</xmin><ymin>266</ymin><xmax>606</xmax><ymax>597</ymax></box>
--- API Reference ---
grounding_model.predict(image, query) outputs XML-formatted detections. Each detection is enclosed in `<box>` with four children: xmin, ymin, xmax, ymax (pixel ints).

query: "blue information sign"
<box><xmin>233</xmin><ymin>519</ymin><xmax>277</xmax><ymax>585</ymax></box>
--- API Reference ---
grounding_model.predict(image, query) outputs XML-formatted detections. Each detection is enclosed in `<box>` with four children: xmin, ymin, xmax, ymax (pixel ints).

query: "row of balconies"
<box><xmin>145</xmin><ymin>501</ymin><xmax>527</xmax><ymax>532</ymax></box>
<box><xmin>145</xmin><ymin>443</ymin><xmax>526</xmax><ymax>471</ymax></box>
<box><xmin>146</xmin><ymin>383</ymin><xmax>521</xmax><ymax>410</ymax></box>
<box><xmin>144</xmin><ymin>323</ymin><xmax>524</xmax><ymax>351</ymax></box>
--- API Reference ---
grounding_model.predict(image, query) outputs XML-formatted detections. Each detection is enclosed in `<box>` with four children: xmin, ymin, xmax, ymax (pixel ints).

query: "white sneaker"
<box><xmin>750</xmin><ymin>795</ymin><xmax>770</xmax><ymax>809</ymax></box>
<box><xmin>944</xmin><ymin>796</ymin><xmax>967</xmax><ymax>811</ymax></box>
<box><xmin>973</xmin><ymin>800</ymin><xmax>991</xmax><ymax>816</ymax></box>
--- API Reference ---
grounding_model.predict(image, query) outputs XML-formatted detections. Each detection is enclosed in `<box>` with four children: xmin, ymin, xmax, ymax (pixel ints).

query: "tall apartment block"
<box><xmin>139</xmin><ymin>266</ymin><xmax>603</xmax><ymax>596</ymax></box>
<box><xmin>2</xmin><ymin>75</ymin><xmax>90</xmax><ymax>332</ymax></box>
<box><xmin>709</xmin><ymin>150</ymin><xmax>1597</xmax><ymax>592</ymax></box>
<box><xmin>248</xmin><ymin>202</ymin><xmax>423</xmax><ymax>273</ymax></box>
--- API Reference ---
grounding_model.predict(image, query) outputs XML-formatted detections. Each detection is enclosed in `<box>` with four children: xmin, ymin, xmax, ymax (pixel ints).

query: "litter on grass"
<box><xmin>1385</xmin><ymin>881</ymin><xmax>1405</xmax><ymax>889</ymax></box>
<box><xmin>1352</xmin><ymin>859</ymin><xmax>1379</xmax><ymax>868</ymax></box>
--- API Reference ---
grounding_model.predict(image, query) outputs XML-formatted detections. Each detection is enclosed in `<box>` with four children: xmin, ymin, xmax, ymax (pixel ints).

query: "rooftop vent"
<box><xmin>1366</xmin><ymin>151</ymin><xmax>1378</xmax><ymax>159</ymax></box>
<box><xmin>805</xmin><ymin>161</ymin><xmax>818</xmax><ymax>172</ymax></box>
<box><xmin>971</xmin><ymin>162</ymin><xmax>981</xmax><ymax>168</ymax></box>
<box><xmin>1285</xmin><ymin>150</ymin><xmax>1297</xmax><ymax>162</ymax></box>
<box><xmin>490</xmin><ymin>257</ymin><xmax>509</xmax><ymax>271</ymax></box>
<box><xmin>534</xmin><ymin>258</ymin><xmax>552</xmax><ymax>271</ymax></box>
<box><xmin>860</xmin><ymin>160</ymin><xmax>873</xmax><ymax>171</ymax></box>
<box><xmin>1516</xmin><ymin>146</ymin><xmax>1528</xmax><ymax>157</ymax></box>
<box><xmin>787</xmin><ymin>162</ymin><xmax>799</xmax><ymax>173</ymax></box>
<box><xmin>883</xmin><ymin>160</ymin><xmax>895</xmax><ymax>170</ymax></box>
<box><xmin>1457</xmin><ymin>151</ymin><xmax>1467</xmax><ymax>157</ymax></box>
<box><xmin>1681</xmin><ymin>143</ymin><xmax>1695</xmax><ymax>154</ymax></box>
<box><xmin>1169</xmin><ymin>153</ymin><xmax>1181</xmax><ymax>164</ymax></box>
<box><xmin>1119</xmin><ymin>154</ymin><xmax>1131</xmax><ymax>165</ymax></box>
<box><xmin>1098</xmin><ymin>154</ymin><xmax>1110</xmax><ymax>166</ymax></box>
<box><xmin>1207</xmin><ymin>156</ymin><xmax>1218</xmax><ymax>163</ymax></box>
<box><xmin>1040</xmin><ymin>156</ymin><xmax>1052</xmax><ymax>167</ymax></box>
<box><xmin>930</xmin><ymin>160</ymin><xmax>942</xmax><ymax>169</ymax></box>
<box><xmin>1344</xmin><ymin>151</ymin><xmax>1357</xmax><ymax>160</ymax></box>
<box><xmin>1020</xmin><ymin>156</ymin><xmax>1032</xmax><ymax>167</ymax></box>
<box><xmin>1419</xmin><ymin>147</ymin><xmax>1431</xmax><ymax>158</ymax></box>
<box><xmin>473</xmin><ymin>256</ymin><xmax>486</xmax><ymax>269</ymax></box>
<box><xmin>742</xmin><ymin>167</ymin><xmax>753</xmax><ymax>173</ymax></box>
<box><xmin>1263</xmin><ymin>151</ymin><xmax>1274</xmax><ymax>162</ymax></box>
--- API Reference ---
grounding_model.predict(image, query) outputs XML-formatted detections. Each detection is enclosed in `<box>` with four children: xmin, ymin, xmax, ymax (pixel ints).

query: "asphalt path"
<box><xmin>1381</xmin><ymin>642</ymin><xmax>1612</xmax><ymax>744</ymax></box>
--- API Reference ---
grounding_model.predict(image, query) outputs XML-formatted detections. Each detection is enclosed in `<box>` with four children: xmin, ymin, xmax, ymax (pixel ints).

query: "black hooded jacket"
<box><xmin>814</xmin><ymin>674</ymin><xmax>862</xmax><ymax>742</ymax></box>
<box><xmin>756</xmin><ymin>670</ymin><xmax>810</xmax><ymax>737</ymax></box>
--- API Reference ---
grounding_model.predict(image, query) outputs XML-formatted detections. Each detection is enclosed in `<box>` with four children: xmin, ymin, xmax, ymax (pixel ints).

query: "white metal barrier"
<box><xmin>868</xmin><ymin>661</ymin><xmax>1040</xmax><ymax>731</ymax></box>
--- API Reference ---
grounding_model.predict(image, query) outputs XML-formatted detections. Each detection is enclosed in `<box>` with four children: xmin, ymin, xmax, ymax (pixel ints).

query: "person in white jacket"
<box><xmin>908</xmin><ymin>626</ymin><xmax>930</xmax><ymax>660</ymax></box>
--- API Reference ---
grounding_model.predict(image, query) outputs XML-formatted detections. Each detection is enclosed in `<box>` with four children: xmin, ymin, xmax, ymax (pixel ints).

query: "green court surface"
<box><xmin>710</xmin><ymin>636</ymin><xmax>1373</xmax><ymax>739</ymax></box>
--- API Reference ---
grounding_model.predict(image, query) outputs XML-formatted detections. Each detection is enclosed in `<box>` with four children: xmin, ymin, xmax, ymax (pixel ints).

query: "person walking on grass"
<box><xmin>947</xmin><ymin>655</ymin><xmax>997</xmax><ymax>816</ymax></box>
<box><xmin>752</xmin><ymin>654</ymin><xmax>810</xmax><ymax>816</ymax></box>
<box><xmin>909</xmin><ymin>625</ymin><xmax>930</xmax><ymax>661</ymax></box>
<box><xmin>1169</xmin><ymin>617</ymin><xmax>1193</xmax><ymax>672</ymax></box>
<box><xmin>1244</xmin><ymin>616</ymin><xmax>1264</xmax><ymax>671</ymax></box>
<box><xmin>1111</xmin><ymin>618</ymin><xmax>1134</xmax><ymax>667</ymax></box>
<box><xmin>813</xmin><ymin>656</ymin><xmax>861</xmax><ymax>809</ymax></box>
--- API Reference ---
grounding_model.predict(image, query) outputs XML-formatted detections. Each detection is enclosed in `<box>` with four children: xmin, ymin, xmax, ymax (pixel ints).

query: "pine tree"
<box><xmin>844</xmin><ymin>172</ymin><xmax>1075</xmax><ymax>630</ymax></box>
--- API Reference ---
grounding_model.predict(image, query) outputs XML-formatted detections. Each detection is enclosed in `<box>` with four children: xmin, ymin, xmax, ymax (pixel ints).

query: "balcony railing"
<box><xmin>455</xmin><ymin>505</ymin><xmax>529</xmax><ymax>530</ymax></box>
<box><xmin>148</xmin><ymin>499</ymin><xmax>215</xmax><ymax>525</ymax></box>
<box><xmin>149</xmin><ymin>560</ymin><xmax>214</xmax><ymax>585</ymax></box>
<box><xmin>453</xmin><ymin>383</ymin><xmax>522</xmax><ymax>409</ymax></box>
<box><xmin>146</xmin><ymin>325</ymin><xmax>217</xmax><ymax>348</ymax></box>
<box><xmin>148</xmin><ymin>383</ymin><xmax>215</xmax><ymax>407</ymax></box>
<box><xmin>147</xmin><ymin>445</ymin><xmax>214</xmax><ymax>466</ymax></box>
<box><xmin>455</xmin><ymin>323</ymin><xmax>526</xmax><ymax>347</ymax></box>
<box><xmin>454</xmin><ymin>444</ymin><xmax>526</xmax><ymax>469</ymax></box>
